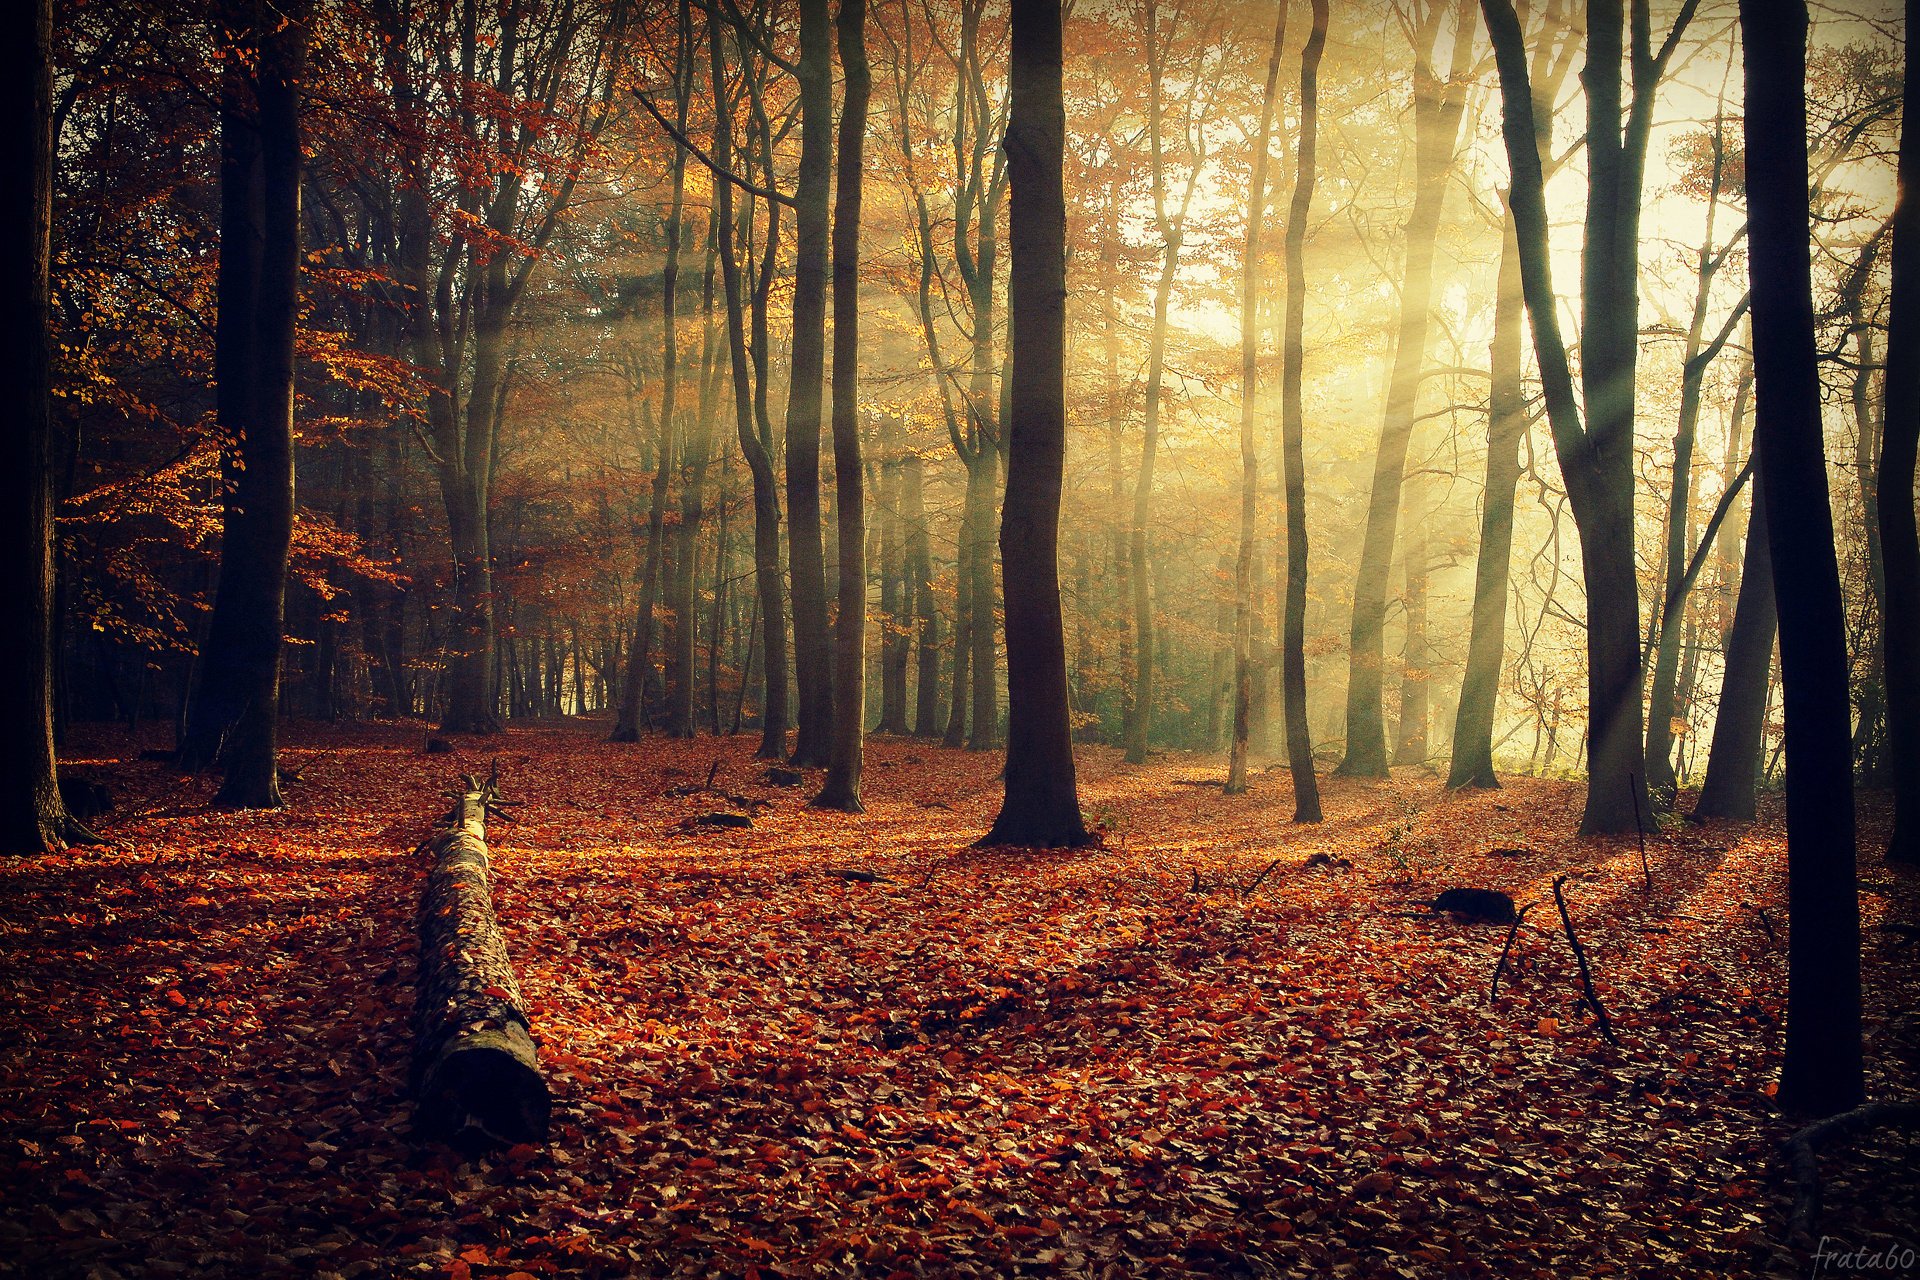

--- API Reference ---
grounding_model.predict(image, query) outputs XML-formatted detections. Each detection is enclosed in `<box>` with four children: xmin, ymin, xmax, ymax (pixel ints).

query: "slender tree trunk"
<box><xmin>965</xmin><ymin>450</ymin><xmax>999</xmax><ymax>748</ymax></box>
<box><xmin>983</xmin><ymin>0</ymin><xmax>1086</xmax><ymax>848</ymax></box>
<box><xmin>1393</xmin><ymin>500</ymin><xmax>1429</xmax><ymax>765</ymax></box>
<box><xmin>878</xmin><ymin>415</ymin><xmax>911</xmax><ymax>734</ymax></box>
<box><xmin>1339</xmin><ymin>0</ymin><xmax>1474</xmax><ymax>778</ymax></box>
<box><xmin>709</xmin><ymin>8</ymin><xmax>788</xmax><ymax>759</ymax></box>
<box><xmin>1450</xmin><ymin>214</ymin><xmax>1527</xmax><ymax>788</ymax></box>
<box><xmin>1277</xmin><ymin>0</ymin><xmax>1329</xmax><ymax>823</ymax></box>
<box><xmin>1742</xmin><ymin>0</ymin><xmax>1863</xmax><ymax>1117</ymax></box>
<box><xmin>180</xmin><ymin>0</ymin><xmax>304</xmax><ymax>807</ymax></box>
<box><xmin>786</xmin><ymin>0</ymin><xmax>836</xmax><ymax>767</ymax></box>
<box><xmin>1881</xmin><ymin>0</ymin><xmax>1920</xmax><ymax>863</ymax></box>
<box><xmin>1227</xmin><ymin>2</ymin><xmax>1286</xmax><ymax>795</ymax></box>
<box><xmin>2</xmin><ymin>0</ymin><xmax>93</xmax><ymax>852</ymax></box>
<box><xmin>944</xmin><ymin>530</ymin><xmax>972</xmax><ymax>747</ymax></box>
<box><xmin>666</xmin><ymin>240</ymin><xmax>720</xmax><ymax>738</ymax></box>
<box><xmin>906</xmin><ymin>453</ymin><xmax>940</xmax><ymax>736</ymax></box>
<box><xmin>816</xmin><ymin>0</ymin><xmax>870</xmax><ymax>812</ymax></box>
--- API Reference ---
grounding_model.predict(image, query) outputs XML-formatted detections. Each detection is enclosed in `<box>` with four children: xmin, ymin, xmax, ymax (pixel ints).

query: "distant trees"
<box><xmin>983</xmin><ymin>0</ymin><xmax>1087</xmax><ymax>849</ymax></box>
<box><xmin>1741</xmin><ymin>0</ymin><xmax>1862</xmax><ymax>1116</ymax></box>
<box><xmin>177</xmin><ymin>0</ymin><xmax>306</xmax><ymax>807</ymax></box>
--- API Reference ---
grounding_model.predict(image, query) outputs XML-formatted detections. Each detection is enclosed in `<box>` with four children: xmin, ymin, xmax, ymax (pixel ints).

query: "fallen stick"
<box><xmin>1488</xmin><ymin>902</ymin><xmax>1540</xmax><ymax>1002</ymax></box>
<box><xmin>1241</xmin><ymin>858</ymin><xmax>1283</xmax><ymax>901</ymax></box>
<box><xmin>1783</xmin><ymin>1100</ymin><xmax>1920</xmax><ymax>1244</ymax></box>
<box><xmin>1552</xmin><ymin>874</ymin><xmax>1618</xmax><ymax>1045</ymax></box>
<box><xmin>413</xmin><ymin>766</ymin><xmax>549</xmax><ymax>1147</ymax></box>
<box><xmin>1629</xmin><ymin>773</ymin><xmax>1652</xmax><ymax>892</ymax></box>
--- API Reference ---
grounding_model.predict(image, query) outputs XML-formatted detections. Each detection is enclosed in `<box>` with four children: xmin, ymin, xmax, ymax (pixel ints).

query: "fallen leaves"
<box><xmin>1</xmin><ymin>723</ymin><xmax>1916</xmax><ymax>1278</ymax></box>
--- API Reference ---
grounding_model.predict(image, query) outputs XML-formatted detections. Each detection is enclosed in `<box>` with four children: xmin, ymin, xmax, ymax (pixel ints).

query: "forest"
<box><xmin>2</xmin><ymin>0</ymin><xmax>1917</xmax><ymax>1273</ymax></box>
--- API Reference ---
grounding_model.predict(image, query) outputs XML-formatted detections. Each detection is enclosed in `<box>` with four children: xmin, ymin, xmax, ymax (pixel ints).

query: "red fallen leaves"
<box><xmin>1</xmin><ymin>721</ymin><xmax>1917</xmax><ymax>1278</ymax></box>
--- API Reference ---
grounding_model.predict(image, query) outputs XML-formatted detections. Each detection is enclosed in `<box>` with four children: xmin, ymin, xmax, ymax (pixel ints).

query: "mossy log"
<box><xmin>412</xmin><ymin>772</ymin><xmax>549</xmax><ymax>1146</ymax></box>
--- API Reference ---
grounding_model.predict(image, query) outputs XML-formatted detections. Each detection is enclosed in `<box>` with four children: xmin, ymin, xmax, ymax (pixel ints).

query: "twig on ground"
<box><xmin>1552</xmin><ymin>874</ymin><xmax>1618</xmax><ymax>1044</ymax></box>
<box><xmin>1489</xmin><ymin>902</ymin><xmax>1541</xmax><ymax>1002</ymax></box>
<box><xmin>1783</xmin><ymin>1101</ymin><xmax>1920</xmax><ymax>1245</ymax></box>
<box><xmin>1241</xmin><ymin>857</ymin><xmax>1282</xmax><ymax>900</ymax></box>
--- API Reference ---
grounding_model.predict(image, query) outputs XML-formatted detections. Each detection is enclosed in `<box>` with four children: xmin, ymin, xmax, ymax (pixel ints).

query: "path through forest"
<box><xmin>3</xmin><ymin>724</ymin><xmax>1915</xmax><ymax>1277</ymax></box>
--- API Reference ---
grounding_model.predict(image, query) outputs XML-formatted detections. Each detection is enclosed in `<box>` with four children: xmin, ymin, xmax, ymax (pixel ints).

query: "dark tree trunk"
<box><xmin>1277</xmin><ymin>0</ymin><xmax>1329</xmax><ymax>823</ymax></box>
<box><xmin>179</xmin><ymin>0</ymin><xmax>304</xmax><ymax>808</ymax></box>
<box><xmin>981</xmin><ymin>0</ymin><xmax>1087</xmax><ymax>849</ymax></box>
<box><xmin>816</xmin><ymin>0</ymin><xmax>870</xmax><ymax>812</ymax></box>
<box><xmin>786</xmin><ymin>0</ymin><xmax>835</xmax><ymax>768</ymax></box>
<box><xmin>877</xmin><ymin>415</ymin><xmax>911</xmax><ymax>735</ymax></box>
<box><xmin>1</xmin><ymin>0</ymin><xmax>92</xmax><ymax>853</ymax></box>
<box><xmin>1881</xmin><ymin>0</ymin><xmax>1920</xmax><ymax>863</ymax></box>
<box><xmin>1741</xmin><ymin>0</ymin><xmax>1863</xmax><ymax>1117</ymax></box>
<box><xmin>1339</xmin><ymin>0</ymin><xmax>1473</xmax><ymax>779</ymax></box>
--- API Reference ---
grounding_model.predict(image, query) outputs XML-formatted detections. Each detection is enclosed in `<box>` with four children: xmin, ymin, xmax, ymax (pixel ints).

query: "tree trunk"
<box><xmin>965</xmin><ymin>449</ymin><xmax>999</xmax><ymax>749</ymax></box>
<box><xmin>1339</xmin><ymin>0</ymin><xmax>1473</xmax><ymax>779</ymax></box>
<box><xmin>816</xmin><ymin>0</ymin><xmax>870</xmax><ymax>812</ymax></box>
<box><xmin>180</xmin><ymin>0</ymin><xmax>304</xmax><ymax>807</ymax></box>
<box><xmin>1</xmin><ymin>0</ymin><xmax>93</xmax><ymax>853</ymax></box>
<box><xmin>666</xmin><ymin>237</ymin><xmax>720</xmax><ymax>739</ymax></box>
<box><xmin>708</xmin><ymin>7</ymin><xmax>789</xmax><ymax>760</ymax></box>
<box><xmin>1880</xmin><ymin>0</ymin><xmax>1920</xmax><ymax>863</ymax></box>
<box><xmin>907</xmin><ymin>452</ymin><xmax>941</xmax><ymax>737</ymax></box>
<box><xmin>1449</xmin><ymin>213</ymin><xmax>1527</xmax><ymax>788</ymax></box>
<box><xmin>1227</xmin><ymin>3</ymin><xmax>1285</xmax><ymax>795</ymax></box>
<box><xmin>1277</xmin><ymin>0</ymin><xmax>1329</xmax><ymax>823</ymax></box>
<box><xmin>786</xmin><ymin>0</ymin><xmax>836</xmax><ymax>768</ymax></box>
<box><xmin>1741</xmin><ymin>0</ymin><xmax>1863</xmax><ymax>1117</ymax></box>
<box><xmin>981</xmin><ymin>0</ymin><xmax>1087</xmax><ymax>849</ymax></box>
<box><xmin>1393</xmin><ymin>502</ymin><xmax>1430</xmax><ymax>765</ymax></box>
<box><xmin>877</xmin><ymin>416</ymin><xmax>911</xmax><ymax>734</ymax></box>
<box><xmin>414</xmin><ymin>774</ymin><xmax>549</xmax><ymax>1146</ymax></box>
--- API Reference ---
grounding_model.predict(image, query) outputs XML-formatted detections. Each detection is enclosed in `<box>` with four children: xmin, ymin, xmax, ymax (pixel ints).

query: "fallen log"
<box><xmin>413</xmin><ymin>769</ymin><xmax>549</xmax><ymax>1147</ymax></box>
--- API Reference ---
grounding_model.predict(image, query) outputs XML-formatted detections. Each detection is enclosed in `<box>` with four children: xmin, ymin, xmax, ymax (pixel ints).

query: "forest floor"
<box><xmin>3</xmin><ymin>720</ymin><xmax>1918</xmax><ymax>1279</ymax></box>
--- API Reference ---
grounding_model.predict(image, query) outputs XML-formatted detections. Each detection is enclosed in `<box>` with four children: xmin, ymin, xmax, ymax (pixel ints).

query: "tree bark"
<box><xmin>786</xmin><ymin>0</ymin><xmax>836</xmax><ymax>768</ymax></box>
<box><xmin>1880</xmin><ymin>0</ymin><xmax>1920</xmax><ymax>863</ymax></box>
<box><xmin>1277</xmin><ymin>0</ymin><xmax>1329</xmax><ymax>823</ymax></box>
<box><xmin>816</xmin><ymin>0</ymin><xmax>870</xmax><ymax>812</ymax></box>
<box><xmin>180</xmin><ymin>0</ymin><xmax>304</xmax><ymax>808</ymax></box>
<box><xmin>981</xmin><ymin>0</ymin><xmax>1088</xmax><ymax>849</ymax></box>
<box><xmin>907</xmin><ymin>452</ymin><xmax>942</xmax><ymax>736</ymax></box>
<box><xmin>1</xmin><ymin>0</ymin><xmax>93</xmax><ymax>854</ymax></box>
<box><xmin>1741</xmin><ymin>0</ymin><xmax>1863</xmax><ymax>1117</ymax></box>
<box><xmin>414</xmin><ymin>775</ymin><xmax>549</xmax><ymax>1146</ymax></box>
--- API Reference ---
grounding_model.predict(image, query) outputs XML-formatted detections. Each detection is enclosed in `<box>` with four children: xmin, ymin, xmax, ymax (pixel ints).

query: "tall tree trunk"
<box><xmin>1742</xmin><ymin>0</ymin><xmax>1863</xmax><ymax>1117</ymax></box>
<box><xmin>1393</xmin><ymin>500</ymin><xmax>1429</xmax><ymax>764</ymax></box>
<box><xmin>1339</xmin><ymin>0</ymin><xmax>1474</xmax><ymax>778</ymax></box>
<box><xmin>1227</xmin><ymin>2</ymin><xmax>1286</xmax><ymax>795</ymax></box>
<box><xmin>816</xmin><ymin>0</ymin><xmax>870</xmax><ymax>812</ymax></box>
<box><xmin>666</xmin><ymin>238</ymin><xmax>720</xmax><ymax>738</ymax></box>
<box><xmin>709</xmin><ymin>6</ymin><xmax>789</xmax><ymax>759</ymax></box>
<box><xmin>1277</xmin><ymin>0</ymin><xmax>1329</xmax><ymax>823</ymax></box>
<box><xmin>180</xmin><ymin>0</ymin><xmax>304</xmax><ymax>807</ymax></box>
<box><xmin>965</xmin><ymin>450</ymin><xmax>999</xmax><ymax>748</ymax></box>
<box><xmin>786</xmin><ymin>0</ymin><xmax>836</xmax><ymax>767</ymax></box>
<box><xmin>1482</xmin><ymin>0</ymin><xmax>1693</xmax><ymax>833</ymax></box>
<box><xmin>1</xmin><ymin>0</ymin><xmax>93</xmax><ymax>852</ymax></box>
<box><xmin>1881</xmin><ymin>0</ymin><xmax>1920</xmax><ymax>863</ymax></box>
<box><xmin>982</xmin><ymin>0</ymin><xmax>1087</xmax><ymax>848</ymax></box>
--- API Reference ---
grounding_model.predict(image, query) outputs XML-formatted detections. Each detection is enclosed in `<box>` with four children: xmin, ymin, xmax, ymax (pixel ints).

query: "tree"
<box><xmin>786</xmin><ymin>0</ymin><xmax>836</xmax><ymax>768</ymax></box>
<box><xmin>1693</xmin><ymin>451</ymin><xmax>1776</xmax><ymax>822</ymax></box>
<box><xmin>1</xmin><ymin>0</ymin><xmax>94</xmax><ymax>854</ymax></box>
<box><xmin>1449</xmin><ymin>0</ymin><xmax>1576</xmax><ymax>790</ymax></box>
<box><xmin>1337</xmin><ymin>0</ymin><xmax>1474</xmax><ymax>779</ymax></box>
<box><xmin>1275</xmin><ymin>0</ymin><xmax>1329</xmax><ymax>824</ymax></box>
<box><xmin>1881</xmin><ymin>0</ymin><xmax>1920</xmax><ymax>864</ymax></box>
<box><xmin>707</xmin><ymin>5</ymin><xmax>792</xmax><ymax>760</ymax></box>
<box><xmin>981</xmin><ymin>0</ymin><xmax>1087</xmax><ymax>849</ymax></box>
<box><xmin>815</xmin><ymin>0</ymin><xmax>871</xmax><ymax>812</ymax></box>
<box><xmin>178</xmin><ymin>0</ymin><xmax>305</xmax><ymax>807</ymax></box>
<box><xmin>1741</xmin><ymin>0</ymin><xmax>1863</xmax><ymax>1117</ymax></box>
<box><xmin>1226</xmin><ymin>3</ymin><xmax>1287</xmax><ymax>796</ymax></box>
<box><xmin>1481</xmin><ymin>0</ymin><xmax>1696</xmax><ymax>833</ymax></box>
